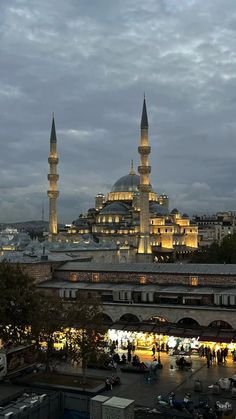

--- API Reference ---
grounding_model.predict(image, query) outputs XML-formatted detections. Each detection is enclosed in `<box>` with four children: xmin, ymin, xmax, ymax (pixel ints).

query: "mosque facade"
<box><xmin>57</xmin><ymin>99</ymin><xmax>198</xmax><ymax>261</ymax></box>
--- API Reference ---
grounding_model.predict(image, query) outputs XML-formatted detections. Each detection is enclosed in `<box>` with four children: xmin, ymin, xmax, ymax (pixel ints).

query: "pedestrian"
<box><xmin>152</xmin><ymin>345</ymin><xmax>156</xmax><ymax>356</ymax></box>
<box><xmin>223</xmin><ymin>347</ymin><xmax>228</xmax><ymax>363</ymax></box>
<box><xmin>212</xmin><ymin>349</ymin><xmax>216</xmax><ymax>363</ymax></box>
<box><xmin>206</xmin><ymin>352</ymin><xmax>210</xmax><ymax>368</ymax></box>
<box><xmin>127</xmin><ymin>350</ymin><xmax>132</xmax><ymax>363</ymax></box>
<box><xmin>121</xmin><ymin>353</ymin><xmax>126</xmax><ymax>364</ymax></box>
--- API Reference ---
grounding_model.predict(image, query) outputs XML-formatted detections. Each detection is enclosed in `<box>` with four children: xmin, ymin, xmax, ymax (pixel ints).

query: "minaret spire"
<box><xmin>47</xmin><ymin>115</ymin><xmax>59</xmax><ymax>241</ymax></box>
<box><xmin>140</xmin><ymin>96</ymin><xmax>148</xmax><ymax>129</ymax></box>
<box><xmin>137</xmin><ymin>96</ymin><xmax>152</xmax><ymax>257</ymax></box>
<box><xmin>129</xmin><ymin>159</ymin><xmax>135</xmax><ymax>175</ymax></box>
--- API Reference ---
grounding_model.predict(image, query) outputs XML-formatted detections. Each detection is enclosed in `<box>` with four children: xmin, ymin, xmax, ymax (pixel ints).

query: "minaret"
<box><xmin>47</xmin><ymin>115</ymin><xmax>59</xmax><ymax>240</ymax></box>
<box><xmin>137</xmin><ymin>97</ymin><xmax>152</xmax><ymax>256</ymax></box>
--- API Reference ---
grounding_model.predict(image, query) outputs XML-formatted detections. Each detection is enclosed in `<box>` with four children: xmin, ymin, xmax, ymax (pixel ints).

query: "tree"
<box><xmin>190</xmin><ymin>234</ymin><xmax>236</xmax><ymax>264</ymax></box>
<box><xmin>0</xmin><ymin>260</ymin><xmax>36</xmax><ymax>344</ymax></box>
<box><xmin>31</xmin><ymin>293</ymin><xmax>65</xmax><ymax>371</ymax></box>
<box><xmin>65</xmin><ymin>291</ymin><xmax>105</xmax><ymax>384</ymax></box>
<box><xmin>218</xmin><ymin>234</ymin><xmax>236</xmax><ymax>263</ymax></box>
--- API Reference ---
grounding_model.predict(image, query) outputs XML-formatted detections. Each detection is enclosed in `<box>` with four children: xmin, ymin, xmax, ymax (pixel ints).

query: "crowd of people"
<box><xmin>107</xmin><ymin>338</ymin><xmax>236</xmax><ymax>370</ymax></box>
<box><xmin>198</xmin><ymin>345</ymin><xmax>229</xmax><ymax>367</ymax></box>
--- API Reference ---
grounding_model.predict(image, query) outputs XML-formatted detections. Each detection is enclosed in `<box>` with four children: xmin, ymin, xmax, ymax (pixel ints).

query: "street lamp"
<box><xmin>158</xmin><ymin>323</ymin><xmax>162</xmax><ymax>367</ymax></box>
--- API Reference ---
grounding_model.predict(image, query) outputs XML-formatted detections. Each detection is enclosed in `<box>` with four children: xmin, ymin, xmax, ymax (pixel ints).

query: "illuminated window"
<box><xmin>70</xmin><ymin>272</ymin><xmax>78</xmax><ymax>282</ymax></box>
<box><xmin>190</xmin><ymin>276</ymin><xmax>198</xmax><ymax>286</ymax></box>
<box><xmin>92</xmin><ymin>273</ymin><xmax>100</xmax><ymax>282</ymax></box>
<box><xmin>139</xmin><ymin>275</ymin><xmax>146</xmax><ymax>284</ymax></box>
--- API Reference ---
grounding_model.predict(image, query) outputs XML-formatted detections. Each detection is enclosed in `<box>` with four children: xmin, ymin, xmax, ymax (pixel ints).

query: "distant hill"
<box><xmin>0</xmin><ymin>221</ymin><xmax>63</xmax><ymax>238</ymax></box>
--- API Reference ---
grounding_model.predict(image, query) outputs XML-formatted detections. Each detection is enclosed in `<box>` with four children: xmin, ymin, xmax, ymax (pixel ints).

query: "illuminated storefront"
<box><xmin>107</xmin><ymin>327</ymin><xmax>236</xmax><ymax>354</ymax></box>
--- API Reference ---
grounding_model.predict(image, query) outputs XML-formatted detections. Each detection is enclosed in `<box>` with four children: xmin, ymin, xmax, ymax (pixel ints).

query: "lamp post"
<box><xmin>158</xmin><ymin>323</ymin><xmax>162</xmax><ymax>367</ymax></box>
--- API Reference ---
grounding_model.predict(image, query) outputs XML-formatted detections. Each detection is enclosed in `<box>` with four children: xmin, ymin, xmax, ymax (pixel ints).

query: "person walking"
<box><xmin>127</xmin><ymin>350</ymin><xmax>132</xmax><ymax>363</ymax></box>
<box><xmin>223</xmin><ymin>347</ymin><xmax>228</xmax><ymax>363</ymax></box>
<box><xmin>206</xmin><ymin>352</ymin><xmax>211</xmax><ymax>368</ymax></box>
<box><xmin>217</xmin><ymin>349</ymin><xmax>221</xmax><ymax>365</ymax></box>
<box><xmin>152</xmin><ymin>345</ymin><xmax>156</xmax><ymax>357</ymax></box>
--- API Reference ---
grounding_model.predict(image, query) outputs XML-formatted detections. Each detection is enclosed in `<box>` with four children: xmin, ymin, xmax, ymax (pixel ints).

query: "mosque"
<box><xmin>47</xmin><ymin>98</ymin><xmax>198</xmax><ymax>262</ymax></box>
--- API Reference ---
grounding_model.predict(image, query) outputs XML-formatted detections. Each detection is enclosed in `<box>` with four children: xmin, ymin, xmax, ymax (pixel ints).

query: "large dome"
<box><xmin>150</xmin><ymin>202</ymin><xmax>168</xmax><ymax>216</ymax></box>
<box><xmin>100</xmin><ymin>202</ymin><xmax>129</xmax><ymax>215</ymax></box>
<box><xmin>112</xmin><ymin>173</ymin><xmax>140</xmax><ymax>192</ymax></box>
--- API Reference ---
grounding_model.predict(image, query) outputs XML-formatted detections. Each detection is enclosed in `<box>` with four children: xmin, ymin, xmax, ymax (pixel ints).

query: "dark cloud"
<box><xmin>1</xmin><ymin>0</ymin><xmax>236</xmax><ymax>222</ymax></box>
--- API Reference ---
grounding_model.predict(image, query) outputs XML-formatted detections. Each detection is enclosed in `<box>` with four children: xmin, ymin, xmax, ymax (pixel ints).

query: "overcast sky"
<box><xmin>1</xmin><ymin>0</ymin><xmax>236</xmax><ymax>223</ymax></box>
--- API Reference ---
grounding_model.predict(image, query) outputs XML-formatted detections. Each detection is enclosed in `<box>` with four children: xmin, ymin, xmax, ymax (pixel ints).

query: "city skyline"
<box><xmin>1</xmin><ymin>0</ymin><xmax>236</xmax><ymax>223</ymax></box>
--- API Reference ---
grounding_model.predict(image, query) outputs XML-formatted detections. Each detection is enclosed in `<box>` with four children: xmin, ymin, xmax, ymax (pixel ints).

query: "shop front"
<box><xmin>107</xmin><ymin>323</ymin><xmax>236</xmax><ymax>355</ymax></box>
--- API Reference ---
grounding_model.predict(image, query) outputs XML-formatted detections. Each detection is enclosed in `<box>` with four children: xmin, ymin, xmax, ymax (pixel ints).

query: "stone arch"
<box><xmin>208</xmin><ymin>320</ymin><xmax>232</xmax><ymax>329</ymax></box>
<box><xmin>177</xmin><ymin>317</ymin><xmax>199</xmax><ymax>327</ymax></box>
<box><xmin>120</xmin><ymin>313</ymin><xmax>140</xmax><ymax>323</ymax></box>
<box><xmin>120</xmin><ymin>256</ymin><xmax>127</xmax><ymax>263</ymax></box>
<box><xmin>98</xmin><ymin>313</ymin><xmax>113</xmax><ymax>325</ymax></box>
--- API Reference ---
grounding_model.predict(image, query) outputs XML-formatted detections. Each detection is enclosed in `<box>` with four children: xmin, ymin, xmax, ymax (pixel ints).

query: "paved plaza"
<box><xmin>57</xmin><ymin>347</ymin><xmax>236</xmax><ymax>415</ymax></box>
<box><xmin>101</xmin><ymin>350</ymin><xmax>236</xmax><ymax>408</ymax></box>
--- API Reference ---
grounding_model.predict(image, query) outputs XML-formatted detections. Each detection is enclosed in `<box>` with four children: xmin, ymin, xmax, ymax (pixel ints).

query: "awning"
<box><xmin>198</xmin><ymin>330</ymin><xmax>224</xmax><ymax>342</ymax></box>
<box><xmin>152</xmin><ymin>325</ymin><xmax>170</xmax><ymax>334</ymax></box>
<box><xmin>125</xmin><ymin>324</ymin><xmax>140</xmax><ymax>332</ymax></box>
<box><xmin>183</xmin><ymin>296</ymin><xmax>202</xmax><ymax>300</ymax></box>
<box><xmin>109</xmin><ymin>322</ymin><xmax>127</xmax><ymax>330</ymax></box>
<box><xmin>184</xmin><ymin>328</ymin><xmax>202</xmax><ymax>337</ymax></box>
<box><xmin>139</xmin><ymin>324</ymin><xmax>155</xmax><ymax>333</ymax></box>
<box><xmin>152</xmin><ymin>247</ymin><xmax>174</xmax><ymax>253</ymax></box>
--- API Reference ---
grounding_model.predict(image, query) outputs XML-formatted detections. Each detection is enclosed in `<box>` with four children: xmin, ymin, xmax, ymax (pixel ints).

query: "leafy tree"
<box><xmin>218</xmin><ymin>234</ymin><xmax>236</xmax><ymax>263</ymax></box>
<box><xmin>190</xmin><ymin>234</ymin><xmax>236</xmax><ymax>263</ymax></box>
<box><xmin>31</xmin><ymin>293</ymin><xmax>65</xmax><ymax>371</ymax></box>
<box><xmin>65</xmin><ymin>291</ymin><xmax>105</xmax><ymax>384</ymax></box>
<box><xmin>0</xmin><ymin>260</ymin><xmax>36</xmax><ymax>344</ymax></box>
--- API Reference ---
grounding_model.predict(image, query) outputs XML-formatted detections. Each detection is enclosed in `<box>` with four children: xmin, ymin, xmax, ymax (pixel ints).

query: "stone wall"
<box><xmin>54</xmin><ymin>268</ymin><xmax>236</xmax><ymax>287</ymax></box>
<box><xmin>20</xmin><ymin>261</ymin><xmax>64</xmax><ymax>284</ymax></box>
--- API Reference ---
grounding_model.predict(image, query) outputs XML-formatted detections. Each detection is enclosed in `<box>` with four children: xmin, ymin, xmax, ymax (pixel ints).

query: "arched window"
<box><xmin>96</xmin><ymin>313</ymin><xmax>113</xmax><ymax>325</ymax></box>
<box><xmin>177</xmin><ymin>317</ymin><xmax>199</xmax><ymax>326</ymax></box>
<box><xmin>208</xmin><ymin>320</ymin><xmax>232</xmax><ymax>329</ymax></box>
<box><xmin>120</xmin><ymin>313</ymin><xmax>139</xmax><ymax>323</ymax></box>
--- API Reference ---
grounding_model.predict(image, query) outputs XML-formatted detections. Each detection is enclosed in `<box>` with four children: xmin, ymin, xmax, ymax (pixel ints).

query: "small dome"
<box><xmin>150</xmin><ymin>202</ymin><xmax>168</xmax><ymax>216</ymax></box>
<box><xmin>112</xmin><ymin>173</ymin><xmax>140</xmax><ymax>192</ymax></box>
<box><xmin>182</xmin><ymin>213</ymin><xmax>189</xmax><ymax>218</ymax></box>
<box><xmin>100</xmin><ymin>202</ymin><xmax>129</xmax><ymax>215</ymax></box>
<box><xmin>171</xmin><ymin>208</ymin><xmax>179</xmax><ymax>214</ymax></box>
<box><xmin>73</xmin><ymin>218</ymin><xmax>89</xmax><ymax>227</ymax></box>
<box><xmin>88</xmin><ymin>208</ymin><xmax>97</xmax><ymax>214</ymax></box>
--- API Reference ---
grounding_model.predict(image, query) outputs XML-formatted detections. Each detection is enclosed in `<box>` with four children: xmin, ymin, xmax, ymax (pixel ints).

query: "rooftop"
<box><xmin>38</xmin><ymin>280</ymin><xmax>236</xmax><ymax>294</ymax></box>
<box><xmin>55</xmin><ymin>261</ymin><xmax>236</xmax><ymax>276</ymax></box>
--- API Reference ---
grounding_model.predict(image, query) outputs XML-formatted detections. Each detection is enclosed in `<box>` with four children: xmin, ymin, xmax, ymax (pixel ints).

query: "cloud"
<box><xmin>0</xmin><ymin>0</ymin><xmax>236</xmax><ymax>222</ymax></box>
